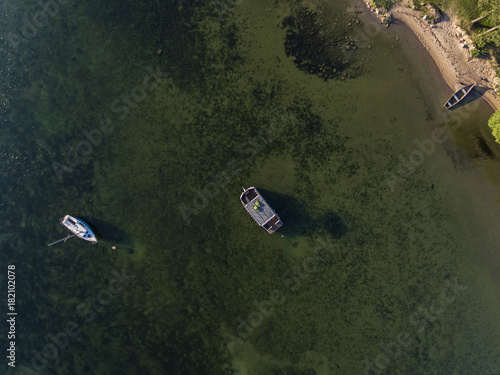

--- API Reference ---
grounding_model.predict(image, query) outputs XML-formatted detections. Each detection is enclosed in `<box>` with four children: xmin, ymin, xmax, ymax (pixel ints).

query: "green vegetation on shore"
<box><xmin>424</xmin><ymin>0</ymin><xmax>500</xmax><ymax>142</ymax></box>
<box><xmin>488</xmin><ymin>110</ymin><xmax>500</xmax><ymax>142</ymax></box>
<box><xmin>455</xmin><ymin>0</ymin><xmax>500</xmax><ymax>143</ymax></box>
<box><xmin>370</xmin><ymin>0</ymin><xmax>392</xmax><ymax>10</ymax></box>
<box><xmin>411</xmin><ymin>0</ymin><xmax>499</xmax><ymax>57</ymax></box>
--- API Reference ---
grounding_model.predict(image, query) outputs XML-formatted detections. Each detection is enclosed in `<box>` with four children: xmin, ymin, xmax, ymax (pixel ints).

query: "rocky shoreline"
<box><xmin>363</xmin><ymin>0</ymin><xmax>500</xmax><ymax>111</ymax></box>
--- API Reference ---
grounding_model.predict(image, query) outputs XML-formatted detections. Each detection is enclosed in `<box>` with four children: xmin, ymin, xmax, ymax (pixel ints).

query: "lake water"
<box><xmin>1</xmin><ymin>0</ymin><xmax>500</xmax><ymax>374</ymax></box>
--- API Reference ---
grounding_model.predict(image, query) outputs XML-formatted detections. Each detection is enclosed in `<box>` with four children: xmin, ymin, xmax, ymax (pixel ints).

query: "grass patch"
<box><xmin>370</xmin><ymin>0</ymin><xmax>393</xmax><ymax>10</ymax></box>
<box><xmin>470</xmin><ymin>49</ymin><xmax>481</xmax><ymax>57</ymax></box>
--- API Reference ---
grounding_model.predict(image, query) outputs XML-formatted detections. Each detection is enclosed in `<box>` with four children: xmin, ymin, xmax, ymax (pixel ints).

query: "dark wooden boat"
<box><xmin>240</xmin><ymin>187</ymin><xmax>283</xmax><ymax>234</ymax></box>
<box><xmin>444</xmin><ymin>82</ymin><xmax>476</xmax><ymax>109</ymax></box>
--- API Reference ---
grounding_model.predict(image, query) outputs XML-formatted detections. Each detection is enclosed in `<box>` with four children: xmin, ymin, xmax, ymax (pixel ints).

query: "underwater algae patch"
<box><xmin>282</xmin><ymin>0</ymin><xmax>364</xmax><ymax>81</ymax></box>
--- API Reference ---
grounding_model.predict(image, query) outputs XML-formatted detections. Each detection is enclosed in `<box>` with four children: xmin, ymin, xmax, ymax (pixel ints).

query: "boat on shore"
<box><xmin>59</xmin><ymin>215</ymin><xmax>97</xmax><ymax>244</ymax></box>
<box><xmin>240</xmin><ymin>187</ymin><xmax>283</xmax><ymax>234</ymax></box>
<box><xmin>443</xmin><ymin>82</ymin><xmax>476</xmax><ymax>109</ymax></box>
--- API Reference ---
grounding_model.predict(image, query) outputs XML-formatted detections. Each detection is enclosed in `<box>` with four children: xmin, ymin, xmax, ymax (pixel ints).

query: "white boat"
<box><xmin>59</xmin><ymin>215</ymin><xmax>97</xmax><ymax>244</ymax></box>
<box><xmin>240</xmin><ymin>187</ymin><xmax>283</xmax><ymax>234</ymax></box>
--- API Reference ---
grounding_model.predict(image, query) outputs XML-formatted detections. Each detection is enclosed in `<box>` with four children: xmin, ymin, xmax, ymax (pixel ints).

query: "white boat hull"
<box><xmin>60</xmin><ymin>215</ymin><xmax>97</xmax><ymax>244</ymax></box>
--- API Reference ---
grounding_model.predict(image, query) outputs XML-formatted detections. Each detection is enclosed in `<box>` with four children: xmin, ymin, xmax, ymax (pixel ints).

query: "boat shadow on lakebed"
<box><xmin>257</xmin><ymin>189</ymin><xmax>348</xmax><ymax>238</ymax></box>
<box><xmin>79</xmin><ymin>217</ymin><xmax>133</xmax><ymax>246</ymax></box>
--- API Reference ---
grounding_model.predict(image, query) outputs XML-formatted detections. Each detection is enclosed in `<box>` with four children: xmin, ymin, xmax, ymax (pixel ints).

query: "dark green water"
<box><xmin>1</xmin><ymin>0</ymin><xmax>500</xmax><ymax>374</ymax></box>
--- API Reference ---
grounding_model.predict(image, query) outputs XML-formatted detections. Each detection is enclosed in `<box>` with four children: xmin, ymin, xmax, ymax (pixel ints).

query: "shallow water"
<box><xmin>1</xmin><ymin>0</ymin><xmax>500</xmax><ymax>374</ymax></box>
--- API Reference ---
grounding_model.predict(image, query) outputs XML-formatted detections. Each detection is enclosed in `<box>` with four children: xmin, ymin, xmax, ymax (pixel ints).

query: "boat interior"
<box><xmin>263</xmin><ymin>216</ymin><xmax>283</xmax><ymax>233</ymax></box>
<box><xmin>241</xmin><ymin>188</ymin><xmax>258</xmax><ymax>204</ymax></box>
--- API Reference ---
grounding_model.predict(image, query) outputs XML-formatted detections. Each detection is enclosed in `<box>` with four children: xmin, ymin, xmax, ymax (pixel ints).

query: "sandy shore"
<box><xmin>364</xmin><ymin>0</ymin><xmax>500</xmax><ymax>111</ymax></box>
